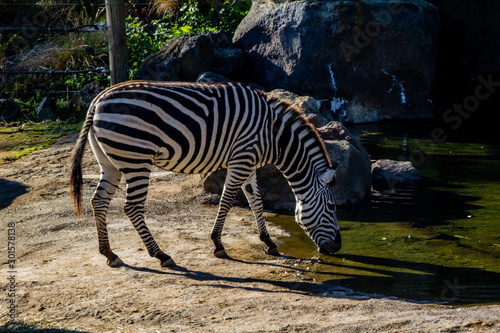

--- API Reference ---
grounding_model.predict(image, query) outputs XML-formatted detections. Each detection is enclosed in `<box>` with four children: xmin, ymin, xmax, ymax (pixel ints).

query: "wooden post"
<box><xmin>105</xmin><ymin>0</ymin><xmax>128</xmax><ymax>85</ymax></box>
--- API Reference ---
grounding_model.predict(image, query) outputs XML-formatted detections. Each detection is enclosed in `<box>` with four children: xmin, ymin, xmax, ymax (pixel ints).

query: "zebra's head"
<box><xmin>295</xmin><ymin>167</ymin><xmax>341</xmax><ymax>255</ymax></box>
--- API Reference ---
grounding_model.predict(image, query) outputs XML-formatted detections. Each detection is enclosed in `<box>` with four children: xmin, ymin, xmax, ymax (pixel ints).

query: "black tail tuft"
<box><xmin>68</xmin><ymin>104</ymin><xmax>97</xmax><ymax>219</ymax></box>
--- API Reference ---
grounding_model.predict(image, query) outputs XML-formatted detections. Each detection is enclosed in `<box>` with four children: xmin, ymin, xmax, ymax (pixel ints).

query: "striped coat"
<box><xmin>69</xmin><ymin>81</ymin><xmax>340</xmax><ymax>268</ymax></box>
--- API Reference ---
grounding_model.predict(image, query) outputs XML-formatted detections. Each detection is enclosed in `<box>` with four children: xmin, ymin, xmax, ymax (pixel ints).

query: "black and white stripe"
<box><xmin>69</xmin><ymin>81</ymin><xmax>340</xmax><ymax>268</ymax></box>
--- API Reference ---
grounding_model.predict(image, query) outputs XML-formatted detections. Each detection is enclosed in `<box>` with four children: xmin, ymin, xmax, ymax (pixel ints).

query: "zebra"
<box><xmin>69</xmin><ymin>81</ymin><xmax>341</xmax><ymax>268</ymax></box>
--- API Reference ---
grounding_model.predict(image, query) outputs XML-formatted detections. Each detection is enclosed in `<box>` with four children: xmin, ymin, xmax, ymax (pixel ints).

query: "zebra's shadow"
<box><xmin>120</xmin><ymin>257</ymin><xmax>348</xmax><ymax>298</ymax></box>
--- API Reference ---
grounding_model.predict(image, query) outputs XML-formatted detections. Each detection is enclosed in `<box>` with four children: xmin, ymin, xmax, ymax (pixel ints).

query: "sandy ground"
<box><xmin>1</xmin><ymin>133</ymin><xmax>500</xmax><ymax>332</ymax></box>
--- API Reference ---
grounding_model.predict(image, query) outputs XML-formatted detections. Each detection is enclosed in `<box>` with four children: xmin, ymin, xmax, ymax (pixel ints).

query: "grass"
<box><xmin>0</xmin><ymin>121</ymin><xmax>81</xmax><ymax>164</ymax></box>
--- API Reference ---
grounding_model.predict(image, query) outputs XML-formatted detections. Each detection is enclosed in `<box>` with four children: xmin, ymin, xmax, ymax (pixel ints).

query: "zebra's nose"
<box><xmin>319</xmin><ymin>235</ymin><xmax>341</xmax><ymax>255</ymax></box>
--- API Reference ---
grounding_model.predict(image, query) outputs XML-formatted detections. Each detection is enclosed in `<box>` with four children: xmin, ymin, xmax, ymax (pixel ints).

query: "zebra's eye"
<box><xmin>327</xmin><ymin>201</ymin><xmax>336</xmax><ymax>212</ymax></box>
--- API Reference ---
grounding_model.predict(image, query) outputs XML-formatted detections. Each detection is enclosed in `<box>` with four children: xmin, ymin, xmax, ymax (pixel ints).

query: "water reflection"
<box><xmin>341</xmin><ymin>178</ymin><xmax>482</xmax><ymax>227</ymax></box>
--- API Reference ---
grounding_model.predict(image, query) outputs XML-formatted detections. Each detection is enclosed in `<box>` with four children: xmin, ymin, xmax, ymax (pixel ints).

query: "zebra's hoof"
<box><xmin>156</xmin><ymin>252</ymin><xmax>176</xmax><ymax>268</ymax></box>
<box><xmin>107</xmin><ymin>257</ymin><xmax>124</xmax><ymax>267</ymax></box>
<box><xmin>161</xmin><ymin>257</ymin><xmax>176</xmax><ymax>268</ymax></box>
<box><xmin>266</xmin><ymin>247</ymin><xmax>280</xmax><ymax>256</ymax></box>
<box><xmin>214</xmin><ymin>249</ymin><xmax>229</xmax><ymax>258</ymax></box>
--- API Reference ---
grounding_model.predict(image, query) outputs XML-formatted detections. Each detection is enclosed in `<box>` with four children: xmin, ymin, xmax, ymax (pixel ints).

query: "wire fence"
<box><xmin>0</xmin><ymin>1</ymin><xmax>138</xmax><ymax>99</ymax></box>
<box><xmin>0</xmin><ymin>67</ymin><xmax>109</xmax><ymax>75</ymax></box>
<box><xmin>0</xmin><ymin>2</ymin><xmax>157</xmax><ymax>6</ymax></box>
<box><xmin>0</xmin><ymin>1</ymin><xmax>169</xmax><ymax>73</ymax></box>
<box><xmin>0</xmin><ymin>24</ymin><xmax>104</xmax><ymax>33</ymax></box>
<box><xmin>0</xmin><ymin>1</ymin><xmax>243</xmax><ymax>100</ymax></box>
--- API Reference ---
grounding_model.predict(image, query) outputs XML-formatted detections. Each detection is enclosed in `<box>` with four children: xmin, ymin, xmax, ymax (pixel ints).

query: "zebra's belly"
<box><xmin>153</xmin><ymin>145</ymin><xmax>227</xmax><ymax>174</ymax></box>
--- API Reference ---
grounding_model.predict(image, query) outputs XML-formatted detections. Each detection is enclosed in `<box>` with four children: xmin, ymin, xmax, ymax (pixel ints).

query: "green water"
<box><xmin>268</xmin><ymin>122</ymin><xmax>500</xmax><ymax>305</ymax></box>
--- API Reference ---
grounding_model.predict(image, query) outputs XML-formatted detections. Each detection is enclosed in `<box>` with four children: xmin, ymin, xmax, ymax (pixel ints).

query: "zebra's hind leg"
<box><xmin>242</xmin><ymin>172</ymin><xmax>280</xmax><ymax>256</ymax></box>
<box><xmin>211</xmin><ymin>167</ymin><xmax>252</xmax><ymax>258</ymax></box>
<box><xmin>123</xmin><ymin>170</ymin><xmax>176</xmax><ymax>268</ymax></box>
<box><xmin>92</xmin><ymin>162</ymin><xmax>123</xmax><ymax>267</ymax></box>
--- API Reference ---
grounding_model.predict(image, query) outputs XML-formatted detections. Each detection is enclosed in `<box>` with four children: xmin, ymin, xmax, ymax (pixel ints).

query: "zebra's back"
<box><xmin>91</xmin><ymin>81</ymin><xmax>271</xmax><ymax>174</ymax></box>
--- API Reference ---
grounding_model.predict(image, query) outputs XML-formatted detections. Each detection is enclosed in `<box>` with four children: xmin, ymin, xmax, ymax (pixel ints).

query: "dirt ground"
<box><xmin>1</xmin><ymin>133</ymin><xmax>500</xmax><ymax>332</ymax></box>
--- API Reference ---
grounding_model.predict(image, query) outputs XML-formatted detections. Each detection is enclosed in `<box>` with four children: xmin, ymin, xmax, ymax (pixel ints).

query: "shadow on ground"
<box><xmin>0</xmin><ymin>321</ymin><xmax>89</xmax><ymax>333</ymax></box>
<box><xmin>113</xmin><ymin>252</ymin><xmax>500</xmax><ymax>306</ymax></box>
<box><xmin>0</xmin><ymin>179</ymin><xmax>28</xmax><ymax>210</ymax></box>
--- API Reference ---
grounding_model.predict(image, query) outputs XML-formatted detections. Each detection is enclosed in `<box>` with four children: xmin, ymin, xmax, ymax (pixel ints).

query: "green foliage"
<box><xmin>126</xmin><ymin>0</ymin><xmax>251</xmax><ymax>79</ymax></box>
<box><xmin>177</xmin><ymin>0</ymin><xmax>251</xmax><ymax>33</ymax></box>
<box><xmin>126</xmin><ymin>17</ymin><xmax>173</xmax><ymax>80</ymax></box>
<box><xmin>16</xmin><ymin>93</ymin><xmax>43</xmax><ymax>122</ymax></box>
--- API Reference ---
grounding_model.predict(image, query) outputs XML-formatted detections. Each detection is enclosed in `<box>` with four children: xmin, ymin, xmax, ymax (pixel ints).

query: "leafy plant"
<box><xmin>126</xmin><ymin>0</ymin><xmax>251</xmax><ymax>79</ymax></box>
<box><xmin>126</xmin><ymin>16</ymin><xmax>169</xmax><ymax>79</ymax></box>
<box><xmin>17</xmin><ymin>93</ymin><xmax>43</xmax><ymax>122</ymax></box>
<box><xmin>176</xmin><ymin>0</ymin><xmax>251</xmax><ymax>33</ymax></box>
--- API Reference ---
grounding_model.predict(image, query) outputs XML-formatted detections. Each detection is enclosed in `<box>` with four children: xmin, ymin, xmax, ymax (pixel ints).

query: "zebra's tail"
<box><xmin>69</xmin><ymin>103</ymin><xmax>96</xmax><ymax>219</ymax></box>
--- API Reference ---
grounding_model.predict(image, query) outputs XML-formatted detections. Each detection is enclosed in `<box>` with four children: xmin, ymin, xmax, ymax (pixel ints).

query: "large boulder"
<box><xmin>234</xmin><ymin>0</ymin><xmax>441</xmax><ymax>123</ymax></box>
<box><xmin>136</xmin><ymin>31</ymin><xmax>244</xmax><ymax>82</ymax></box>
<box><xmin>79</xmin><ymin>81</ymin><xmax>104</xmax><ymax>110</ymax></box>
<box><xmin>195</xmin><ymin>71</ymin><xmax>233</xmax><ymax>83</ymax></box>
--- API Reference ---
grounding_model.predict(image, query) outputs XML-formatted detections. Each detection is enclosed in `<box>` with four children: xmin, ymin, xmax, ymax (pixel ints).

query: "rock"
<box><xmin>318</xmin><ymin>122</ymin><xmax>372</xmax><ymax>205</ymax></box>
<box><xmin>203</xmin><ymin>165</ymin><xmax>295</xmax><ymax>210</ymax></box>
<box><xmin>371</xmin><ymin>159</ymin><xmax>420</xmax><ymax>189</ymax></box>
<box><xmin>0</xmin><ymin>99</ymin><xmax>21</xmax><ymax>123</ymax></box>
<box><xmin>196</xmin><ymin>72</ymin><xmax>232</xmax><ymax>83</ymax></box>
<box><xmin>79</xmin><ymin>81</ymin><xmax>104</xmax><ymax>110</ymax></box>
<box><xmin>136</xmin><ymin>31</ymin><xmax>244</xmax><ymax>82</ymax></box>
<box><xmin>267</xmin><ymin>89</ymin><xmax>329</xmax><ymax>128</ymax></box>
<box><xmin>234</xmin><ymin>0</ymin><xmax>441</xmax><ymax>123</ymax></box>
<box><xmin>35</xmin><ymin>97</ymin><xmax>57</xmax><ymax>121</ymax></box>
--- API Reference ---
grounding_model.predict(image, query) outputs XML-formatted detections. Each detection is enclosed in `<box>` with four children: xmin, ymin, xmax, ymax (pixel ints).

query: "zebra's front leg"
<box><xmin>211</xmin><ymin>167</ymin><xmax>251</xmax><ymax>258</ymax></box>
<box><xmin>124</xmin><ymin>173</ymin><xmax>176</xmax><ymax>268</ymax></box>
<box><xmin>211</xmin><ymin>190</ymin><xmax>236</xmax><ymax>258</ymax></box>
<box><xmin>242</xmin><ymin>172</ymin><xmax>280</xmax><ymax>256</ymax></box>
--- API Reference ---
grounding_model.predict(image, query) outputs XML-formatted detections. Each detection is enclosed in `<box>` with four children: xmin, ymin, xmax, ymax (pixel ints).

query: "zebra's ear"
<box><xmin>320</xmin><ymin>168</ymin><xmax>336</xmax><ymax>185</ymax></box>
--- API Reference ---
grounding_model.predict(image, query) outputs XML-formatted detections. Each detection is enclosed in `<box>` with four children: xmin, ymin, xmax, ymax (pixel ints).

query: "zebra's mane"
<box><xmin>266</xmin><ymin>95</ymin><xmax>333</xmax><ymax>169</ymax></box>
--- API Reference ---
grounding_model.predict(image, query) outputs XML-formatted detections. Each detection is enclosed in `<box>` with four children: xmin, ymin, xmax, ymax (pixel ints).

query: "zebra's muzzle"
<box><xmin>318</xmin><ymin>236</ymin><xmax>341</xmax><ymax>255</ymax></box>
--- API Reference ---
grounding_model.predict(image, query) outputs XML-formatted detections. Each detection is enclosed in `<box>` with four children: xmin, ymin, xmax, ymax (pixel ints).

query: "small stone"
<box><xmin>371</xmin><ymin>159</ymin><xmax>420</xmax><ymax>189</ymax></box>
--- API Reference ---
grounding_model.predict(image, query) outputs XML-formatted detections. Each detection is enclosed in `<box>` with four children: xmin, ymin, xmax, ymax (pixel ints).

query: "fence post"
<box><xmin>105</xmin><ymin>0</ymin><xmax>128</xmax><ymax>85</ymax></box>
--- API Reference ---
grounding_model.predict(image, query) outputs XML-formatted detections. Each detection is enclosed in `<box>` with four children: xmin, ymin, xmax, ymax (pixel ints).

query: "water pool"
<box><xmin>267</xmin><ymin>122</ymin><xmax>500</xmax><ymax>305</ymax></box>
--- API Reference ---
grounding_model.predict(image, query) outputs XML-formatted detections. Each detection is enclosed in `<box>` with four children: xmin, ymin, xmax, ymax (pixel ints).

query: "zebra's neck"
<box><xmin>270</xmin><ymin>101</ymin><xmax>332</xmax><ymax>200</ymax></box>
